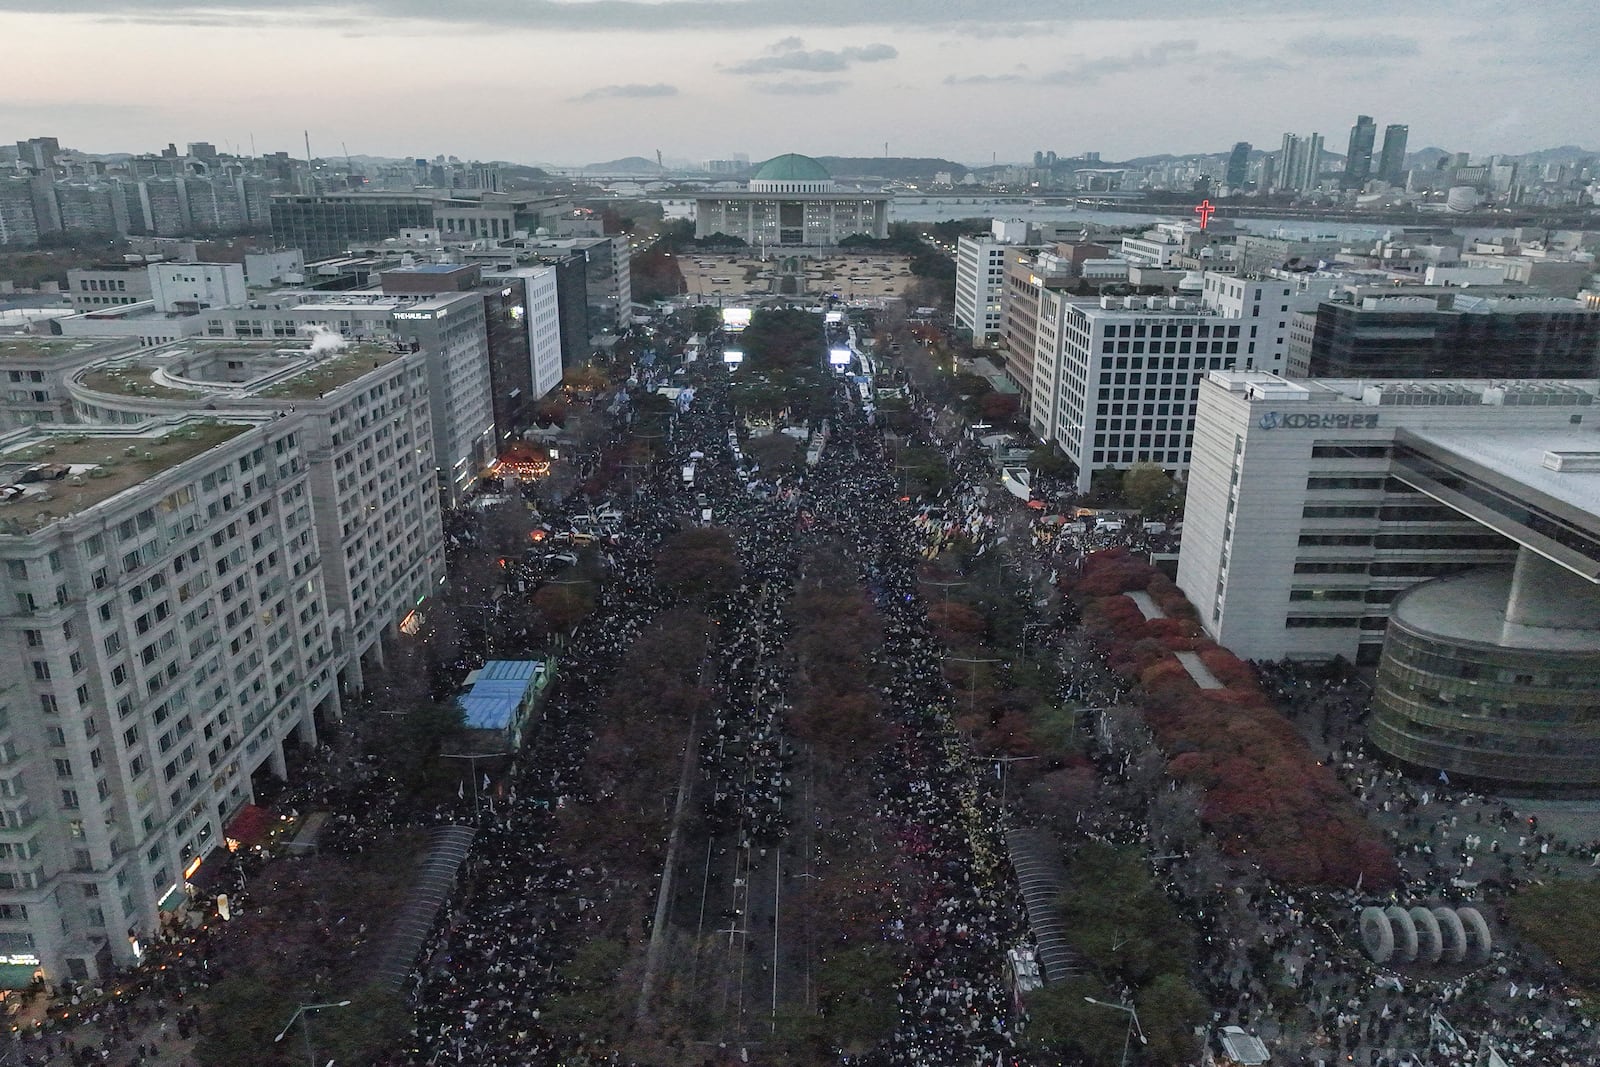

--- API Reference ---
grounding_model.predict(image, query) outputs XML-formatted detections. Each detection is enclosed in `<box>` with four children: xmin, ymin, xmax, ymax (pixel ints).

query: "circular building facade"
<box><xmin>1370</xmin><ymin>565</ymin><xmax>1600</xmax><ymax>789</ymax></box>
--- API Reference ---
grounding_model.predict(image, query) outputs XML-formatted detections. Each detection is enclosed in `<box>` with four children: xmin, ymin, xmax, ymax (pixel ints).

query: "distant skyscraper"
<box><xmin>1378</xmin><ymin>124</ymin><xmax>1409</xmax><ymax>185</ymax></box>
<box><xmin>1275</xmin><ymin>132</ymin><xmax>1323</xmax><ymax>194</ymax></box>
<box><xmin>1344</xmin><ymin>114</ymin><xmax>1377</xmax><ymax>189</ymax></box>
<box><xmin>1226</xmin><ymin>142</ymin><xmax>1251</xmax><ymax>188</ymax></box>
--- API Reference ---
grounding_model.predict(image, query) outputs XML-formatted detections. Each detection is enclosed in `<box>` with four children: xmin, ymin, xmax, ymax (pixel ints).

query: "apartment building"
<box><xmin>0</xmin><ymin>414</ymin><xmax>338</xmax><ymax>981</ymax></box>
<box><xmin>62</xmin><ymin>339</ymin><xmax>446</xmax><ymax>675</ymax></box>
<box><xmin>0</xmin><ymin>338</ymin><xmax>141</xmax><ymax>431</ymax></box>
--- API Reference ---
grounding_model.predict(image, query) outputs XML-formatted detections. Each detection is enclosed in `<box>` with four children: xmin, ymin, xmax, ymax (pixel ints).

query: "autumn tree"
<box><xmin>654</xmin><ymin>526</ymin><xmax>742</xmax><ymax>608</ymax></box>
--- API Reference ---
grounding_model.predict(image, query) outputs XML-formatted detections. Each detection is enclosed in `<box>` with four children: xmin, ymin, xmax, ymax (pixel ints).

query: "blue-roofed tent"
<box><xmin>454</xmin><ymin>658</ymin><xmax>553</xmax><ymax>751</ymax></box>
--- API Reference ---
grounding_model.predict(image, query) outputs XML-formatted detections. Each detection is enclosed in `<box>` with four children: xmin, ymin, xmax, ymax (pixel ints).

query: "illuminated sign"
<box><xmin>721</xmin><ymin>308</ymin><xmax>752</xmax><ymax>332</ymax></box>
<box><xmin>1193</xmin><ymin>198</ymin><xmax>1216</xmax><ymax>229</ymax></box>
<box><xmin>3</xmin><ymin>955</ymin><xmax>39</xmax><ymax>967</ymax></box>
<box><xmin>722</xmin><ymin>348</ymin><xmax>744</xmax><ymax>364</ymax></box>
<box><xmin>184</xmin><ymin>855</ymin><xmax>203</xmax><ymax>880</ymax></box>
<box><xmin>1258</xmin><ymin>411</ymin><xmax>1379</xmax><ymax>431</ymax></box>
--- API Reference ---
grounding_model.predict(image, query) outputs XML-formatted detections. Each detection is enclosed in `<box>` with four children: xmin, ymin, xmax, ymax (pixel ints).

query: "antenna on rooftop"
<box><xmin>304</xmin><ymin>130</ymin><xmax>312</xmax><ymax>167</ymax></box>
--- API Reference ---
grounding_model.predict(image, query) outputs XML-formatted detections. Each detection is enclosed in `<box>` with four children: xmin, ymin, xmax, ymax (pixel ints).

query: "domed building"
<box><xmin>694</xmin><ymin>152</ymin><xmax>890</xmax><ymax>248</ymax></box>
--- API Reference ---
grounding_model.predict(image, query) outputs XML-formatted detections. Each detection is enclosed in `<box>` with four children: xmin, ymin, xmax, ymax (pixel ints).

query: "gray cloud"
<box><xmin>727</xmin><ymin>41</ymin><xmax>896</xmax><ymax>75</ymax></box>
<box><xmin>1041</xmin><ymin>39</ymin><xmax>1199</xmax><ymax>85</ymax></box>
<box><xmin>1288</xmin><ymin>32</ymin><xmax>1420</xmax><ymax>58</ymax></box>
<box><xmin>754</xmin><ymin>79</ymin><xmax>848</xmax><ymax>96</ymax></box>
<box><xmin>0</xmin><ymin>0</ymin><xmax>1495</xmax><ymax>34</ymax></box>
<box><xmin>569</xmin><ymin>82</ymin><xmax>678</xmax><ymax>103</ymax></box>
<box><xmin>943</xmin><ymin>73</ymin><xmax>1023</xmax><ymax>86</ymax></box>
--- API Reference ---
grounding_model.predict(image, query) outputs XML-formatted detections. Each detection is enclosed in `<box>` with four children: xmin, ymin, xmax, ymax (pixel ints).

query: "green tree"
<box><xmin>1030</xmin><ymin>442</ymin><xmax>1078</xmax><ymax>483</ymax></box>
<box><xmin>816</xmin><ymin>944</ymin><xmax>902</xmax><ymax>1051</ymax></box>
<box><xmin>1023</xmin><ymin>978</ymin><xmax>1129</xmax><ymax>1066</ymax></box>
<box><xmin>1137</xmin><ymin>972</ymin><xmax>1208</xmax><ymax>1066</ymax></box>
<box><xmin>744</xmin><ymin>431</ymin><xmax>803</xmax><ymax>475</ymax></box>
<box><xmin>1123</xmin><ymin>463</ymin><xmax>1178</xmax><ymax>516</ymax></box>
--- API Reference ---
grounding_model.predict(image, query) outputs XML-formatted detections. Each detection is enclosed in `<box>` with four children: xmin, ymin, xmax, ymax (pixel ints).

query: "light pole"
<box><xmin>275</xmin><ymin>999</ymin><xmax>351</xmax><ymax>1067</ymax></box>
<box><xmin>1083</xmin><ymin>996</ymin><xmax>1147</xmax><ymax>1067</ymax></box>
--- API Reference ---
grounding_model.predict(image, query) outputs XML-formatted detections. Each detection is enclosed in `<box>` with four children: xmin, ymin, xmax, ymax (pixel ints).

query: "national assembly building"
<box><xmin>694</xmin><ymin>154</ymin><xmax>890</xmax><ymax>249</ymax></box>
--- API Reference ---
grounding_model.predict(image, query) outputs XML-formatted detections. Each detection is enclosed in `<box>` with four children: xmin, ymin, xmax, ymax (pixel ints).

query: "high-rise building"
<box><xmin>1378</xmin><ymin>124</ymin><xmax>1409</xmax><ymax>185</ymax></box>
<box><xmin>1287</xmin><ymin>288</ymin><xmax>1600</xmax><ymax>380</ymax></box>
<box><xmin>0</xmin><ymin>412</ymin><xmax>348</xmax><ymax>983</ymax></box>
<box><xmin>1225</xmin><ymin>142</ymin><xmax>1252</xmax><ymax>189</ymax></box>
<box><xmin>956</xmin><ymin>220</ymin><xmax>1035</xmax><ymax>348</ymax></box>
<box><xmin>14</xmin><ymin>137</ymin><xmax>61</xmax><ymax>172</ymax></box>
<box><xmin>1343</xmin><ymin>115</ymin><xmax>1377</xmax><ymax>190</ymax></box>
<box><xmin>1176</xmin><ymin>372</ymin><xmax>1600</xmax><ymax>789</ymax></box>
<box><xmin>1274</xmin><ymin>133</ymin><xmax>1323</xmax><ymax>193</ymax></box>
<box><xmin>268</xmin><ymin>193</ymin><xmax>438</xmax><ymax>261</ymax></box>
<box><xmin>481</xmin><ymin>266</ymin><xmax>565</xmax><ymax>443</ymax></box>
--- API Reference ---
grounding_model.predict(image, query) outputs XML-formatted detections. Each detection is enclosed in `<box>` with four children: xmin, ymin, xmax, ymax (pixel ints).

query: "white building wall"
<box><xmin>148</xmin><ymin>263</ymin><xmax>247</xmax><ymax>314</ymax></box>
<box><xmin>0</xmin><ymin>416</ymin><xmax>335</xmax><ymax>981</ymax></box>
<box><xmin>1177</xmin><ymin>373</ymin><xmax>1583</xmax><ymax>661</ymax></box>
<box><xmin>955</xmin><ymin>236</ymin><xmax>1010</xmax><ymax>345</ymax></box>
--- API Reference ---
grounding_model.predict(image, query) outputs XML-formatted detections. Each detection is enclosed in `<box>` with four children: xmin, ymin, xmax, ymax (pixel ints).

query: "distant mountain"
<box><xmin>580</xmin><ymin>156</ymin><xmax>666</xmax><ymax>174</ymax></box>
<box><xmin>1512</xmin><ymin>144</ymin><xmax>1596</xmax><ymax>164</ymax></box>
<box><xmin>816</xmin><ymin>156</ymin><xmax>968</xmax><ymax>181</ymax></box>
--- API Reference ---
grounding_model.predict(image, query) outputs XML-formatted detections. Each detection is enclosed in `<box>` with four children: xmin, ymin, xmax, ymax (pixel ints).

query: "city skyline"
<box><xmin>3</xmin><ymin>0</ymin><xmax>1596</xmax><ymax>165</ymax></box>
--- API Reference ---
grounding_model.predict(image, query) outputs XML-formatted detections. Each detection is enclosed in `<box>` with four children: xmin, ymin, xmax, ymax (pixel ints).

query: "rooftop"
<box><xmin>752</xmin><ymin>153</ymin><xmax>831</xmax><ymax>183</ymax></box>
<box><xmin>0</xmin><ymin>420</ymin><xmax>253</xmax><ymax>534</ymax></box>
<box><xmin>1409</xmin><ymin>426</ymin><xmax>1600</xmax><ymax>526</ymax></box>
<box><xmin>1392</xmin><ymin>567</ymin><xmax>1600</xmax><ymax>652</ymax></box>
<box><xmin>257</xmin><ymin>343</ymin><xmax>407</xmax><ymax>399</ymax></box>
<box><xmin>0</xmin><ymin>337</ymin><xmax>127</xmax><ymax>362</ymax></box>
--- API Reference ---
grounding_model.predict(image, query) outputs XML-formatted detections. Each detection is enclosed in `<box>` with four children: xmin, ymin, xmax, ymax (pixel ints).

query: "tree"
<box><xmin>654</xmin><ymin>526</ymin><xmax>742</xmax><ymax>607</ymax></box>
<box><xmin>532</xmin><ymin>579</ymin><xmax>595</xmax><ymax>633</ymax></box>
<box><xmin>978</xmin><ymin>391</ymin><xmax>1021</xmax><ymax>424</ymax></box>
<box><xmin>1123</xmin><ymin>462</ymin><xmax>1178</xmax><ymax>516</ymax></box>
<box><xmin>1023</xmin><ymin>978</ymin><xmax>1130</xmax><ymax>1066</ymax></box>
<box><xmin>744</xmin><ymin>431</ymin><xmax>803</xmax><ymax>475</ymax></box>
<box><xmin>1137</xmin><ymin>972</ymin><xmax>1208</xmax><ymax>1066</ymax></box>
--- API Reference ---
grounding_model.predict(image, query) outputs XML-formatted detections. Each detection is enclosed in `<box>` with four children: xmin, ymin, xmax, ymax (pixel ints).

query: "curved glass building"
<box><xmin>1372</xmin><ymin>561</ymin><xmax>1600</xmax><ymax>789</ymax></box>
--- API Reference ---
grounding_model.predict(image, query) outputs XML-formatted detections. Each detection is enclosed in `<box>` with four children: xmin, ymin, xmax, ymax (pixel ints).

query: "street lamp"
<box><xmin>275</xmin><ymin>1000</ymin><xmax>351</xmax><ymax>1067</ymax></box>
<box><xmin>1084</xmin><ymin>996</ymin><xmax>1147</xmax><ymax>1067</ymax></box>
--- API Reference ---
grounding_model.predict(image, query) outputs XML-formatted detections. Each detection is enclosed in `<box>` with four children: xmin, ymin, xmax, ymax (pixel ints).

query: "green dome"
<box><xmin>751</xmin><ymin>153</ymin><xmax>830</xmax><ymax>182</ymax></box>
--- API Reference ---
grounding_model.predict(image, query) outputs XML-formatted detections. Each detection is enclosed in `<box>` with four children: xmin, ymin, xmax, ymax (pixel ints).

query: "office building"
<box><xmin>66</xmin><ymin>266</ymin><xmax>153</xmax><ymax>313</ymax></box>
<box><xmin>692</xmin><ymin>154</ymin><xmax>890</xmax><ymax>247</ymax></box>
<box><xmin>1225</xmin><ymin>142</ymin><xmax>1251</xmax><ymax>190</ymax></box>
<box><xmin>481</xmin><ymin>267</ymin><xmax>564</xmax><ymax>442</ymax></box>
<box><xmin>1378</xmin><ymin>124</ymin><xmax>1409</xmax><ymax>186</ymax></box>
<box><xmin>149</xmin><ymin>263</ymin><xmax>247</xmax><ymax>314</ymax></box>
<box><xmin>1344</xmin><ymin>115</ymin><xmax>1377</xmax><ymax>190</ymax></box>
<box><xmin>956</xmin><ymin>221</ymin><xmax>1035</xmax><ymax>347</ymax></box>
<box><xmin>1029</xmin><ymin>293</ymin><xmax>1244</xmax><ymax>490</ymax></box>
<box><xmin>268</xmin><ymin>194</ymin><xmax>438</xmax><ymax>261</ymax></box>
<box><xmin>1287</xmin><ymin>288</ymin><xmax>1600</xmax><ymax>379</ymax></box>
<box><xmin>1176</xmin><ymin>372</ymin><xmax>1600</xmax><ymax>789</ymax></box>
<box><xmin>1200</xmin><ymin>272</ymin><xmax>1344</xmax><ymax>375</ymax></box>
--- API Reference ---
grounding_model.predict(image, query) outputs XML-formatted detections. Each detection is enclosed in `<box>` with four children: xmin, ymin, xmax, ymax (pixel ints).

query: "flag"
<box><xmin>1439</xmin><ymin>770</ymin><xmax>1450</xmax><ymax>785</ymax></box>
<box><xmin>482</xmin><ymin>774</ymin><xmax>491</xmax><ymax>791</ymax></box>
<box><xmin>458</xmin><ymin>780</ymin><xmax>465</xmax><ymax>800</ymax></box>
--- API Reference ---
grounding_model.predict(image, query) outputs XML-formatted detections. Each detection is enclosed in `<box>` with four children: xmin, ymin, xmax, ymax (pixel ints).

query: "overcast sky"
<box><xmin>4</xmin><ymin>0</ymin><xmax>1595</xmax><ymax>166</ymax></box>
